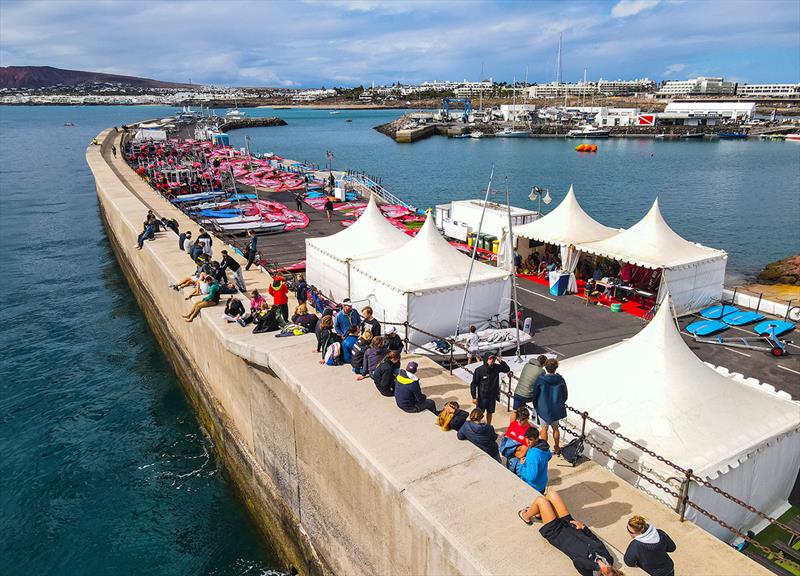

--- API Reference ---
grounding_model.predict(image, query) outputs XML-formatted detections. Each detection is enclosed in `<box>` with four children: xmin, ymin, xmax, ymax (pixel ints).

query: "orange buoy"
<box><xmin>591</xmin><ymin>144</ymin><xmax>598</xmax><ymax>152</ymax></box>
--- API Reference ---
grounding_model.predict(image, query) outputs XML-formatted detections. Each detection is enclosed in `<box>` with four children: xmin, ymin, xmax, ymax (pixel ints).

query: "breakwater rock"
<box><xmin>219</xmin><ymin>116</ymin><xmax>287</xmax><ymax>132</ymax></box>
<box><xmin>757</xmin><ymin>255</ymin><xmax>800</xmax><ymax>285</ymax></box>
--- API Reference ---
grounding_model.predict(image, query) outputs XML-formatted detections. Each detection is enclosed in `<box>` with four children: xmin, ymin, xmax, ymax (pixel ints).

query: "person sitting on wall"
<box><xmin>394</xmin><ymin>361</ymin><xmax>437</xmax><ymax>414</ymax></box>
<box><xmin>436</xmin><ymin>401</ymin><xmax>469</xmax><ymax>432</ymax></box>
<box><xmin>291</xmin><ymin>303</ymin><xmax>318</xmax><ymax>332</ymax></box>
<box><xmin>223</xmin><ymin>296</ymin><xmax>246</xmax><ymax>324</ymax></box>
<box><xmin>370</xmin><ymin>350</ymin><xmax>401</xmax><ymax>397</ymax></box>
<box><xmin>360</xmin><ymin>306</ymin><xmax>381</xmax><ymax>336</ymax></box>
<box><xmin>341</xmin><ymin>326</ymin><xmax>360</xmax><ymax>364</ymax></box>
<box><xmin>178</xmin><ymin>230</ymin><xmax>192</xmax><ymax>252</ymax></box>
<box><xmin>384</xmin><ymin>325</ymin><xmax>403</xmax><ymax>353</ymax></box>
<box><xmin>334</xmin><ymin>298</ymin><xmax>361</xmax><ymax>338</ymax></box>
<box><xmin>518</xmin><ymin>491</ymin><xmax>620</xmax><ymax>576</ymax></box>
<box><xmin>456</xmin><ymin>408</ymin><xmax>500</xmax><ymax>461</ymax></box>
<box><xmin>350</xmin><ymin>330</ymin><xmax>372</xmax><ymax>375</ymax></box>
<box><xmin>183</xmin><ymin>276</ymin><xmax>220</xmax><ymax>322</ymax></box>
<box><xmin>514</xmin><ymin>426</ymin><xmax>552</xmax><ymax>494</ymax></box>
<box><xmin>360</xmin><ymin>336</ymin><xmax>388</xmax><ymax>378</ymax></box>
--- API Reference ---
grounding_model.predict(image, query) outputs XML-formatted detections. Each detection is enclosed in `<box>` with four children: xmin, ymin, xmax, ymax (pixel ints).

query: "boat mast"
<box><xmin>505</xmin><ymin>177</ymin><xmax>521</xmax><ymax>359</ymax></box>
<box><xmin>455</xmin><ymin>166</ymin><xmax>494</xmax><ymax>338</ymax></box>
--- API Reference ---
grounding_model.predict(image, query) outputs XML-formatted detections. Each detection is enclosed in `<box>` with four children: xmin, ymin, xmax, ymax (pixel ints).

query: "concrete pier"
<box><xmin>87</xmin><ymin>127</ymin><xmax>770</xmax><ymax>575</ymax></box>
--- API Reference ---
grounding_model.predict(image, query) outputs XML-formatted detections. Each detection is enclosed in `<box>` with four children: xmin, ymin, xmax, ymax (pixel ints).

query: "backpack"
<box><xmin>253</xmin><ymin>308</ymin><xmax>280</xmax><ymax>333</ymax></box>
<box><xmin>559</xmin><ymin>437</ymin><xmax>584</xmax><ymax>466</ymax></box>
<box><xmin>324</xmin><ymin>341</ymin><xmax>342</xmax><ymax>366</ymax></box>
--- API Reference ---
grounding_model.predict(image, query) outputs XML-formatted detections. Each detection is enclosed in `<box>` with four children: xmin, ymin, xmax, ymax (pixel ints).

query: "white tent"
<box><xmin>578</xmin><ymin>199</ymin><xmax>727</xmax><ymax>315</ymax></box>
<box><xmin>558</xmin><ymin>300</ymin><xmax>800</xmax><ymax>542</ymax></box>
<box><xmin>514</xmin><ymin>185</ymin><xmax>618</xmax><ymax>292</ymax></box>
<box><xmin>349</xmin><ymin>215</ymin><xmax>512</xmax><ymax>343</ymax></box>
<box><xmin>305</xmin><ymin>195</ymin><xmax>410</xmax><ymax>302</ymax></box>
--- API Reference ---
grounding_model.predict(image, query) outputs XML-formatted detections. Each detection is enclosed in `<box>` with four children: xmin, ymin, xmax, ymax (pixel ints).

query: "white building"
<box><xmin>659</xmin><ymin>101</ymin><xmax>756</xmax><ymax>125</ymax></box>
<box><xmin>592</xmin><ymin>107</ymin><xmax>644</xmax><ymax>126</ymax></box>
<box><xmin>498</xmin><ymin>104</ymin><xmax>537</xmax><ymax>122</ymax></box>
<box><xmin>597</xmin><ymin>78</ymin><xmax>656</xmax><ymax>95</ymax></box>
<box><xmin>736</xmin><ymin>83</ymin><xmax>800</xmax><ymax>98</ymax></box>
<box><xmin>526</xmin><ymin>82</ymin><xmax>597</xmax><ymax>98</ymax></box>
<box><xmin>657</xmin><ymin>77</ymin><xmax>736</xmax><ymax>98</ymax></box>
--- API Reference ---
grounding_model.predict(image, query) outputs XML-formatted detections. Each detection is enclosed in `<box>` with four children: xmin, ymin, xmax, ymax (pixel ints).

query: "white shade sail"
<box><xmin>351</xmin><ymin>214</ymin><xmax>510</xmax><ymax>293</ymax></box>
<box><xmin>559</xmin><ymin>297</ymin><xmax>799</xmax><ymax>480</ymax></box>
<box><xmin>514</xmin><ymin>185</ymin><xmax>618</xmax><ymax>246</ymax></box>
<box><xmin>577</xmin><ymin>199</ymin><xmax>727</xmax><ymax>269</ymax></box>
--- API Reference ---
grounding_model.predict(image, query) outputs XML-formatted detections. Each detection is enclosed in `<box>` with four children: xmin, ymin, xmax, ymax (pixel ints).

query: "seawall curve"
<box><xmin>87</xmin><ymin>126</ymin><xmax>770</xmax><ymax>576</ymax></box>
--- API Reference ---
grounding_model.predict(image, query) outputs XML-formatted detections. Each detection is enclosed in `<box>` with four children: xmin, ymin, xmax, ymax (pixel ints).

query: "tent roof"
<box><xmin>351</xmin><ymin>214</ymin><xmax>510</xmax><ymax>292</ymax></box>
<box><xmin>514</xmin><ymin>185</ymin><xmax>618</xmax><ymax>246</ymax></box>
<box><xmin>306</xmin><ymin>195</ymin><xmax>410</xmax><ymax>261</ymax></box>
<box><xmin>559</xmin><ymin>298</ymin><xmax>799</xmax><ymax>479</ymax></box>
<box><xmin>577</xmin><ymin>199</ymin><xmax>726</xmax><ymax>269</ymax></box>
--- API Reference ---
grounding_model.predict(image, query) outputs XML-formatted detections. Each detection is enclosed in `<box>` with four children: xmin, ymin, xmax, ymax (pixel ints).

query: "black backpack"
<box><xmin>560</xmin><ymin>437</ymin><xmax>584</xmax><ymax>466</ymax></box>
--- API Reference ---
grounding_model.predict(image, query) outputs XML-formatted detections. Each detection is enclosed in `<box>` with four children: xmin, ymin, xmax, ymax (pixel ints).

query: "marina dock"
<box><xmin>87</xmin><ymin>121</ymin><xmax>791</xmax><ymax>575</ymax></box>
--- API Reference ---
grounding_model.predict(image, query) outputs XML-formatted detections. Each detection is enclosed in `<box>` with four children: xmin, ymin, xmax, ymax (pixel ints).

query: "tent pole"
<box><xmin>505</xmin><ymin>178</ymin><xmax>521</xmax><ymax>360</ymax></box>
<box><xmin>455</xmin><ymin>166</ymin><xmax>494</xmax><ymax>339</ymax></box>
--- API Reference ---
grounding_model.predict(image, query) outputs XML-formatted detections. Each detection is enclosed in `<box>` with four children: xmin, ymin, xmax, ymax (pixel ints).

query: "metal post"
<box><xmin>580</xmin><ymin>411</ymin><xmax>588</xmax><ymax>442</ymax></box>
<box><xmin>678</xmin><ymin>468</ymin><xmax>693</xmax><ymax>521</ymax></box>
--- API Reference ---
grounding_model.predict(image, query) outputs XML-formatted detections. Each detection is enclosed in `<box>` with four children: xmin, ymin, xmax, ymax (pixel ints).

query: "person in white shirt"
<box><xmin>467</xmin><ymin>325</ymin><xmax>480</xmax><ymax>364</ymax></box>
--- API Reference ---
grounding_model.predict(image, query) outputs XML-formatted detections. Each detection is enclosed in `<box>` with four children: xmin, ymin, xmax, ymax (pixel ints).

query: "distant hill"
<box><xmin>0</xmin><ymin>66</ymin><xmax>194</xmax><ymax>89</ymax></box>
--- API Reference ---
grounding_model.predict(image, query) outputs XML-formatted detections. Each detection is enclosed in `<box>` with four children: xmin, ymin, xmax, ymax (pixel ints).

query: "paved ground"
<box><xmin>515</xmin><ymin>277</ymin><xmax>800</xmax><ymax>398</ymax></box>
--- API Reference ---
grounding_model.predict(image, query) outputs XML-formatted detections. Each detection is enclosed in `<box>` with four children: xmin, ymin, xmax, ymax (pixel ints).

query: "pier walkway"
<box><xmin>93</xmin><ymin>127</ymin><xmax>770</xmax><ymax>575</ymax></box>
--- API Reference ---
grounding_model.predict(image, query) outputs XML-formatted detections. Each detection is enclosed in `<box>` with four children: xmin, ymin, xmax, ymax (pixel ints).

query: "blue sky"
<box><xmin>1</xmin><ymin>0</ymin><xmax>798</xmax><ymax>87</ymax></box>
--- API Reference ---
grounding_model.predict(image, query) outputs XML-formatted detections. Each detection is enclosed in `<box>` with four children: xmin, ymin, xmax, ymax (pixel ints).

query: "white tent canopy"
<box><xmin>559</xmin><ymin>299</ymin><xmax>800</xmax><ymax>541</ymax></box>
<box><xmin>305</xmin><ymin>195</ymin><xmax>410</xmax><ymax>301</ymax></box>
<box><xmin>349</xmin><ymin>215</ymin><xmax>511</xmax><ymax>342</ymax></box>
<box><xmin>577</xmin><ymin>199</ymin><xmax>727</xmax><ymax>315</ymax></box>
<box><xmin>514</xmin><ymin>185</ymin><xmax>618</xmax><ymax>246</ymax></box>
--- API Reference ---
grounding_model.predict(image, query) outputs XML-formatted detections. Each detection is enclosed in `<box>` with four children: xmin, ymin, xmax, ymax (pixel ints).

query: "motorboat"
<box><xmin>329</xmin><ymin>110</ymin><xmax>341</xmax><ymax>115</ymax></box>
<box><xmin>718</xmin><ymin>132</ymin><xmax>748</xmax><ymax>140</ymax></box>
<box><xmin>412</xmin><ymin>327</ymin><xmax>532</xmax><ymax>360</ymax></box>
<box><xmin>64</xmin><ymin>122</ymin><xmax>75</xmax><ymax>127</ymax></box>
<box><xmin>470</xmin><ymin>131</ymin><xmax>487</xmax><ymax>139</ymax></box>
<box><xmin>566</xmin><ymin>125</ymin><xmax>610</xmax><ymax>138</ymax></box>
<box><xmin>785</xmin><ymin>133</ymin><xmax>800</xmax><ymax>142</ymax></box>
<box><xmin>214</xmin><ymin>220</ymin><xmax>286</xmax><ymax>235</ymax></box>
<box><xmin>452</xmin><ymin>133</ymin><xmax>471</xmax><ymax>139</ymax></box>
<box><xmin>495</xmin><ymin>128</ymin><xmax>529</xmax><ymax>138</ymax></box>
<box><xmin>225</xmin><ymin>108</ymin><xmax>247</xmax><ymax>121</ymax></box>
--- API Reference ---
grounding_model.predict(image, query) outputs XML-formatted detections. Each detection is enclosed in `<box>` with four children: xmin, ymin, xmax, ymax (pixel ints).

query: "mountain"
<box><xmin>0</xmin><ymin>66</ymin><xmax>194</xmax><ymax>89</ymax></box>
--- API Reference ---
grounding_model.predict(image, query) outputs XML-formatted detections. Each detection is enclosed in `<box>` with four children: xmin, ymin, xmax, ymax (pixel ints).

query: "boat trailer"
<box><xmin>693</xmin><ymin>326</ymin><xmax>790</xmax><ymax>357</ymax></box>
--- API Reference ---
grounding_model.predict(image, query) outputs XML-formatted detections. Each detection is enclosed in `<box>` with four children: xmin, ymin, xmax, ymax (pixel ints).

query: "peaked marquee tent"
<box><xmin>348</xmin><ymin>215</ymin><xmax>512</xmax><ymax>343</ymax></box>
<box><xmin>514</xmin><ymin>186</ymin><xmax>618</xmax><ymax>293</ymax></box>
<box><xmin>559</xmin><ymin>299</ymin><xmax>800</xmax><ymax>541</ymax></box>
<box><xmin>578</xmin><ymin>199</ymin><xmax>727</xmax><ymax>315</ymax></box>
<box><xmin>305</xmin><ymin>195</ymin><xmax>410</xmax><ymax>302</ymax></box>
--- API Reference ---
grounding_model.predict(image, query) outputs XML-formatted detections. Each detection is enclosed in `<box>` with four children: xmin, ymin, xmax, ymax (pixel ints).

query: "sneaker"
<box><xmin>237</xmin><ymin>319</ymin><xmax>246</xmax><ymax>327</ymax></box>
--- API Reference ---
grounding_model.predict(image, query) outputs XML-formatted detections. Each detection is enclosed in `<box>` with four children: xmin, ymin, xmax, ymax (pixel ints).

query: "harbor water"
<box><xmin>0</xmin><ymin>106</ymin><xmax>281</xmax><ymax>574</ymax></box>
<box><xmin>1</xmin><ymin>105</ymin><xmax>798</xmax><ymax>573</ymax></box>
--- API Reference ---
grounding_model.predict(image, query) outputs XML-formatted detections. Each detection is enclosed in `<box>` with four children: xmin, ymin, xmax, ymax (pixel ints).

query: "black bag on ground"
<box><xmin>560</xmin><ymin>438</ymin><xmax>584</xmax><ymax>466</ymax></box>
<box><xmin>253</xmin><ymin>308</ymin><xmax>280</xmax><ymax>333</ymax></box>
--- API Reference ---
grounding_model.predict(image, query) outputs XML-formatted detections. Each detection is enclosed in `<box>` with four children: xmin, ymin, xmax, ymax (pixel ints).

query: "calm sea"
<box><xmin>1</xmin><ymin>105</ymin><xmax>798</xmax><ymax>574</ymax></box>
<box><xmin>0</xmin><ymin>106</ymin><xmax>280</xmax><ymax>575</ymax></box>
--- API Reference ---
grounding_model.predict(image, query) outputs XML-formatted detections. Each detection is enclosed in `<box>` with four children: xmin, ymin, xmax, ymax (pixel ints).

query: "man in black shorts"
<box><xmin>470</xmin><ymin>354</ymin><xmax>511</xmax><ymax>426</ymax></box>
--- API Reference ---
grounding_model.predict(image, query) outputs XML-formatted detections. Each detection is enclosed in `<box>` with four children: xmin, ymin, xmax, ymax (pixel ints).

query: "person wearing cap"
<box><xmin>360</xmin><ymin>306</ymin><xmax>381</xmax><ymax>336</ymax></box>
<box><xmin>219</xmin><ymin>249</ymin><xmax>246</xmax><ymax>291</ymax></box>
<box><xmin>470</xmin><ymin>354</ymin><xmax>511</xmax><ymax>426</ymax></box>
<box><xmin>334</xmin><ymin>298</ymin><xmax>361</xmax><ymax>338</ymax></box>
<box><xmin>384</xmin><ymin>325</ymin><xmax>403</xmax><ymax>353</ymax></box>
<box><xmin>394</xmin><ymin>361</ymin><xmax>436</xmax><ymax>414</ymax></box>
<box><xmin>268</xmin><ymin>274</ymin><xmax>289</xmax><ymax>321</ymax></box>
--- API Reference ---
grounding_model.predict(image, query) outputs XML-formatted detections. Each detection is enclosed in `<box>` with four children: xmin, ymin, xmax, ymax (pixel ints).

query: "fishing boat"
<box><xmin>495</xmin><ymin>127</ymin><xmax>529</xmax><ymax>138</ymax></box>
<box><xmin>566</xmin><ymin>125</ymin><xmax>610</xmax><ymax>138</ymax></box>
<box><xmin>718</xmin><ymin>132</ymin><xmax>748</xmax><ymax>140</ymax></box>
<box><xmin>213</xmin><ymin>220</ymin><xmax>286</xmax><ymax>235</ymax></box>
<box><xmin>412</xmin><ymin>327</ymin><xmax>532</xmax><ymax>360</ymax></box>
<box><xmin>470</xmin><ymin>131</ymin><xmax>487</xmax><ymax>139</ymax></box>
<box><xmin>785</xmin><ymin>133</ymin><xmax>800</xmax><ymax>142</ymax></box>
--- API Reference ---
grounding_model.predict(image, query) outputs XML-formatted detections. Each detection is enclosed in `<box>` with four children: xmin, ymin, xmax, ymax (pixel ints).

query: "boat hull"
<box><xmin>412</xmin><ymin>328</ymin><xmax>532</xmax><ymax>360</ymax></box>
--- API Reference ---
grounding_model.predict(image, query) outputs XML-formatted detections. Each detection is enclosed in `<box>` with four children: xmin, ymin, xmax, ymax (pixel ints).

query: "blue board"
<box><xmin>686</xmin><ymin>320</ymin><xmax>729</xmax><ymax>336</ymax></box>
<box><xmin>699</xmin><ymin>304</ymin><xmax>739</xmax><ymax>319</ymax></box>
<box><xmin>754</xmin><ymin>320</ymin><xmax>795</xmax><ymax>337</ymax></box>
<box><xmin>722</xmin><ymin>311</ymin><xmax>765</xmax><ymax>326</ymax></box>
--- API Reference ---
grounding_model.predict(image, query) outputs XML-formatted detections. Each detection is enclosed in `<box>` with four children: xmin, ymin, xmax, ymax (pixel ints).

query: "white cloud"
<box><xmin>611</xmin><ymin>0</ymin><xmax>661</xmax><ymax>18</ymax></box>
<box><xmin>663</xmin><ymin>63</ymin><xmax>686</xmax><ymax>76</ymax></box>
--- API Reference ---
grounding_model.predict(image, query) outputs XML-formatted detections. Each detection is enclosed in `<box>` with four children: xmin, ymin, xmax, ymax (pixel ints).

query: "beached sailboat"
<box><xmin>213</xmin><ymin>220</ymin><xmax>286</xmax><ymax>235</ymax></box>
<box><xmin>413</xmin><ymin>327</ymin><xmax>532</xmax><ymax>359</ymax></box>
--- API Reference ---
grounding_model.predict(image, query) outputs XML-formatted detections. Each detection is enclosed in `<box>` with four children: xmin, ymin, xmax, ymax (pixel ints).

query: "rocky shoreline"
<box><xmin>756</xmin><ymin>255</ymin><xmax>800</xmax><ymax>286</ymax></box>
<box><xmin>218</xmin><ymin>116</ymin><xmax>287</xmax><ymax>132</ymax></box>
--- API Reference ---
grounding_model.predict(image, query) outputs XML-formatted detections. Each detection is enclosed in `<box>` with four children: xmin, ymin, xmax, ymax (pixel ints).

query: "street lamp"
<box><xmin>529</xmin><ymin>186</ymin><xmax>552</xmax><ymax>215</ymax></box>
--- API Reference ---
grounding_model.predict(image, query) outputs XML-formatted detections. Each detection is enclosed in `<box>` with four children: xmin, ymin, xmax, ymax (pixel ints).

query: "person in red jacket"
<box><xmin>268</xmin><ymin>275</ymin><xmax>289</xmax><ymax>322</ymax></box>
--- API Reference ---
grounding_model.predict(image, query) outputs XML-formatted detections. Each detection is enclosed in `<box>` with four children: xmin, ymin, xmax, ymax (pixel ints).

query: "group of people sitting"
<box><xmin>517</xmin><ymin>249</ymin><xmax>563</xmax><ymax>278</ymax></box>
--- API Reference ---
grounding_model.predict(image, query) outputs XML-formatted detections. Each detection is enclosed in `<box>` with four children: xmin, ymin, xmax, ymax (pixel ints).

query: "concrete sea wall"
<box><xmin>88</xmin><ymin>127</ymin><xmax>770</xmax><ymax>576</ymax></box>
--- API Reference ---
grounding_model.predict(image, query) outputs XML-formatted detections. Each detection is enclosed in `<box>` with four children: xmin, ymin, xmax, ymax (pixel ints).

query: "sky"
<box><xmin>1</xmin><ymin>0</ymin><xmax>798</xmax><ymax>87</ymax></box>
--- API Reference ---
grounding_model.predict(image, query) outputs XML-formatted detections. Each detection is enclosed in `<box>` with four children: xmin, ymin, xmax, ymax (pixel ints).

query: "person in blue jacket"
<box><xmin>394</xmin><ymin>361</ymin><xmax>436</xmax><ymax>413</ymax></box>
<box><xmin>457</xmin><ymin>409</ymin><xmax>500</xmax><ymax>461</ymax></box>
<box><xmin>532</xmin><ymin>358</ymin><xmax>568</xmax><ymax>454</ymax></box>
<box><xmin>515</xmin><ymin>427</ymin><xmax>552</xmax><ymax>494</ymax></box>
<box><xmin>341</xmin><ymin>326</ymin><xmax>359</xmax><ymax>364</ymax></box>
<box><xmin>334</xmin><ymin>298</ymin><xmax>361</xmax><ymax>338</ymax></box>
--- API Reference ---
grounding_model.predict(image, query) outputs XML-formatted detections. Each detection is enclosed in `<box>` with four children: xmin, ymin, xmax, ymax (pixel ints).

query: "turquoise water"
<box><xmin>1</xmin><ymin>105</ymin><xmax>798</xmax><ymax>573</ymax></box>
<box><xmin>228</xmin><ymin>108</ymin><xmax>800</xmax><ymax>279</ymax></box>
<box><xmin>0</xmin><ymin>106</ymin><xmax>280</xmax><ymax>574</ymax></box>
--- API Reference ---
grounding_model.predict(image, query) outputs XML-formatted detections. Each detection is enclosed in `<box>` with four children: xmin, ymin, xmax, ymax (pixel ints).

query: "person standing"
<box><xmin>324</xmin><ymin>196</ymin><xmax>334</xmax><ymax>223</ymax></box>
<box><xmin>333</xmin><ymin>298</ymin><xmax>361</xmax><ymax>338</ymax></box>
<box><xmin>295</xmin><ymin>190</ymin><xmax>304</xmax><ymax>212</ymax></box>
<box><xmin>197</xmin><ymin>227</ymin><xmax>213</xmax><ymax>258</ymax></box>
<box><xmin>466</xmin><ymin>325</ymin><xmax>480</xmax><ymax>364</ymax></box>
<box><xmin>219</xmin><ymin>249</ymin><xmax>245</xmax><ymax>291</ymax></box>
<box><xmin>360</xmin><ymin>306</ymin><xmax>381</xmax><ymax>336</ymax></box>
<box><xmin>244</xmin><ymin>230</ymin><xmax>258</xmax><ymax>271</ymax></box>
<box><xmin>268</xmin><ymin>274</ymin><xmax>289</xmax><ymax>321</ymax></box>
<box><xmin>111</xmin><ymin>144</ymin><xmax>117</xmax><ymax>158</ymax></box>
<box><xmin>470</xmin><ymin>354</ymin><xmax>511</xmax><ymax>426</ymax></box>
<box><xmin>295</xmin><ymin>274</ymin><xmax>308</xmax><ymax>305</ymax></box>
<box><xmin>624</xmin><ymin>516</ymin><xmax>676</xmax><ymax>576</ymax></box>
<box><xmin>532</xmin><ymin>358</ymin><xmax>568</xmax><ymax>455</ymax></box>
<box><xmin>513</xmin><ymin>355</ymin><xmax>547</xmax><ymax>411</ymax></box>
